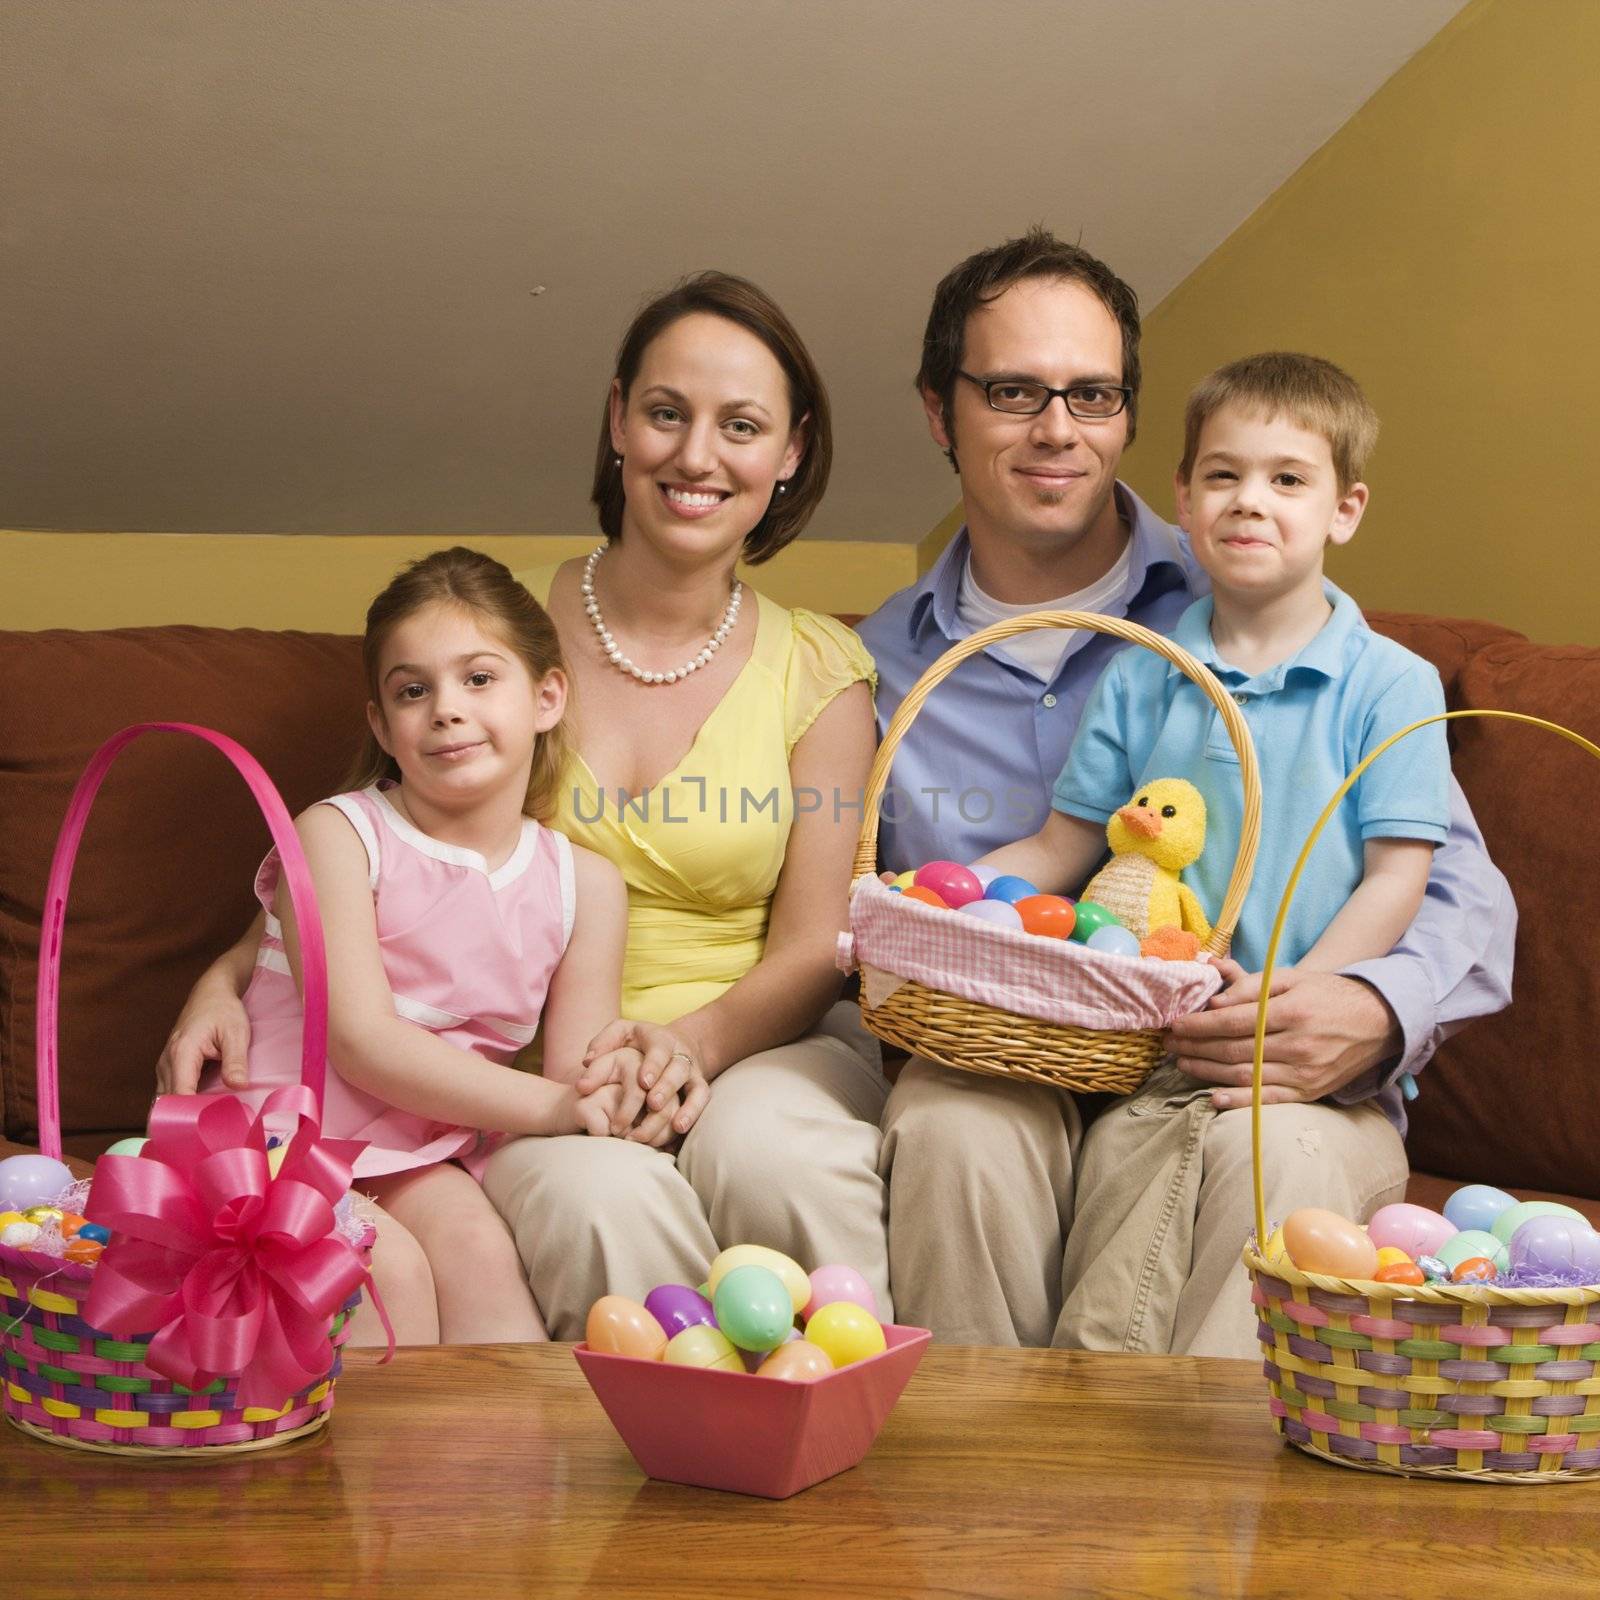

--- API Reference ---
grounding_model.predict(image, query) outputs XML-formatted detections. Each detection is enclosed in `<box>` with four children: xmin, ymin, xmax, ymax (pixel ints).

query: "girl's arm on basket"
<box><xmin>276</xmin><ymin>806</ymin><xmax>610</xmax><ymax>1137</ymax></box>
<box><xmin>155</xmin><ymin>911</ymin><xmax>266</xmax><ymax>1095</ymax></box>
<box><xmin>580</xmin><ymin>680</ymin><xmax>875</xmax><ymax>1135</ymax></box>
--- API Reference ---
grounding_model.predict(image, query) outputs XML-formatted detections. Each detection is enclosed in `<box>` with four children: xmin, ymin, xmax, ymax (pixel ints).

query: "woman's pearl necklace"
<box><xmin>581</xmin><ymin>543</ymin><xmax>742</xmax><ymax>685</ymax></box>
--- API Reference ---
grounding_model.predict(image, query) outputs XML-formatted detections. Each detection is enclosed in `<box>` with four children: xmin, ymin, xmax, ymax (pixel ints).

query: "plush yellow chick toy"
<box><xmin>1082</xmin><ymin>778</ymin><xmax>1213</xmax><ymax>959</ymax></box>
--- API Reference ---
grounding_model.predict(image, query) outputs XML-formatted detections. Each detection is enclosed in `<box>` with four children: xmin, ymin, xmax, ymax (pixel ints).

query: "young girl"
<box><xmin>206</xmin><ymin>547</ymin><xmax>632</xmax><ymax>1344</ymax></box>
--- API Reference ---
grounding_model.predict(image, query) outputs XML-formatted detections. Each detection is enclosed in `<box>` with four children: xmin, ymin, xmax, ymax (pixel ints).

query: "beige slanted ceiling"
<box><xmin>2</xmin><ymin>0</ymin><xmax>1467</xmax><ymax>544</ymax></box>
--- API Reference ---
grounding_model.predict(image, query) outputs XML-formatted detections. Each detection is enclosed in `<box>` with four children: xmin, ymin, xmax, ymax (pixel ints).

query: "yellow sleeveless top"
<box><xmin>518</xmin><ymin>563</ymin><xmax>875</xmax><ymax>1025</ymax></box>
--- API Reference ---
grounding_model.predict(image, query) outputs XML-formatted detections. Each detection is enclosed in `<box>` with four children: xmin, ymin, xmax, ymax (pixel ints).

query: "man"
<box><xmin>856</xmin><ymin>228</ymin><xmax>1514</xmax><ymax>1355</ymax></box>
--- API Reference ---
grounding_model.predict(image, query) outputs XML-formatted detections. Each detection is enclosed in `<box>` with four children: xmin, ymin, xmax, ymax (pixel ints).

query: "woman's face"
<box><xmin>609</xmin><ymin>312</ymin><xmax>805</xmax><ymax>565</ymax></box>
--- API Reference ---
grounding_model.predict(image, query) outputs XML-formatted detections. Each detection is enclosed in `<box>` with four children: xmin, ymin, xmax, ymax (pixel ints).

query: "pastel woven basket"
<box><xmin>851</xmin><ymin>610</ymin><xmax>1262</xmax><ymax>1094</ymax></box>
<box><xmin>1</xmin><ymin>722</ymin><xmax>368</xmax><ymax>1457</ymax></box>
<box><xmin>1243</xmin><ymin>709</ymin><xmax>1600</xmax><ymax>1482</ymax></box>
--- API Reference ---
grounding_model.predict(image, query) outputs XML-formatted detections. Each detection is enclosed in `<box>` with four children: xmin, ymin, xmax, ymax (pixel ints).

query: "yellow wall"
<box><xmin>0</xmin><ymin>532</ymin><xmax>915</xmax><ymax>632</ymax></box>
<box><xmin>1121</xmin><ymin>0</ymin><xmax>1600</xmax><ymax>645</ymax></box>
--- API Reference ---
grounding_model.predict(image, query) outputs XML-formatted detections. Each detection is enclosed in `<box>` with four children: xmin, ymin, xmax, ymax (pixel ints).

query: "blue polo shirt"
<box><xmin>856</xmin><ymin>484</ymin><xmax>1203</xmax><ymax>870</ymax></box>
<box><xmin>1052</xmin><ymin>584</ymin><xmax>1450</xmax><ymax>970</ymax></box>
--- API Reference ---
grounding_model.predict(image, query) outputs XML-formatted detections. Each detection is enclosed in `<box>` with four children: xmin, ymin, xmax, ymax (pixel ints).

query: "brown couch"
<box><xmin>2</xmin><ymin>612</ymin><xmax>1596</xmax><ymax>1223</ymax></box>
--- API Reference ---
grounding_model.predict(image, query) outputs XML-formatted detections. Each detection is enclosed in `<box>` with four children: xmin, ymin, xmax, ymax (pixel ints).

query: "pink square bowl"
<box><xmin>573</xmin><ymin>1323</ymin><xmax>931</xmax><ymax>1498</ymax></box>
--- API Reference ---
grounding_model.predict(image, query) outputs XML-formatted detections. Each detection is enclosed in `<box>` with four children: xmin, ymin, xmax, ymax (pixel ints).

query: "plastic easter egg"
<box><xmin>1374</xmin><ymin>1261</ymin><xmax>1425</xmax><ymax>1286</ymax></box>
<box><xmin>804</xmin><ymin>1301</ymin><xmax>887</xmax><ymax>1368</ymax></box>
<box><xmin>968</xmin><ymin>864</ymin><xmax>1000</xmax><ymax>889</ymax></box>
<box><xmin>959</xmin><ymin>898</ymin><xmax>1024</xmax><ymax>929</ymax></box>
<box><xmin>901</xmin><ymin>885</ymin><xmax>949</xmax><ymax>910</ymax></box>
<box><xmin>1417</xmin><ymin>1255</ymin><xmax>1450</xmax><ymax>1283</ymax></box>
<box><xmin>661</xmin><ymin>1324</ymin><xmax>744</xmax><ymax>1372</ymax></box>
<box><xmin>1016</xmin><ymin>894</ymin><xmax>1076</xmax><ymax>939</ymax></box>
<box><xmin>77</xmin><ymin>1222</ymin><xmax>111</xmax><ymax>1245</ymax></box>
<box><xmin>712</xmin><ymin>1265</ymin><xmax>795</xmax><ymax>1352</ymax></box>
<box><xmin>1491</xmin><ymin>1200</ymin><xmax>1587</xmax><ymax>1246</ymax></box>
<box><xmin>1452</xmin><ymin>1256</ymin><xmax>1497</xmax><ymax>1283</ymax></box>
<box><xmin>914</xmin><ymin>860</ymin><xmax>983</xmax><ymax>909</ymax></box>
<box><xmin>1085</xmin><ymin>924</ymin><xmax>1141</xmax><ymax>958</ymax></box>
<box><xmin>1281</xmin><ymin>1207</ymin><xmax>1379</xmax><ymax>1279</ymax></box>
<box><xmin>0</xmin><ymin>1211</ymin><xmax>25</xmax><ymax>1232</ymax></box>
<box><xmin>757</xmin><ymin>1340</ymin><xmax>836</xmax><ymax>1382</ymax></box>
<box><xmin>584</xmin><ymin>1295</ymin><xmax>667</xmax><ymax>1361</ymax></box>
<box><xmin>1374</xmin><ymin>1246</ymin><xmax>1413</xmax><ymax>1269</ymax></box>
<box><xmin>21</xmin><ymin>1206</ymin><xmax>65</xmax><ymax>1226</ymax></box>
<box><xmin>983</xmin><ymin>874</ymin><xmax>1039</xmax><ymax>905</ymax></box>
<box><xmin>1436</xmin><ymin>1229</ymin><xmax>1509</xmax><ymax>1273</ymax></box>
<box><xmin>64</xmin><ymin>1237</ymin><xmax>103</xmax><ymax>1265</ymax></box>
<box><xmin>1508</xmin><ymin>1215</ymin><xmax>1600</xmax><ymax>1280</ymax></box>
<box><xmin>1443</xmin><ymin>1183</ymin><xmax>1517</xmax><ymax>1235</ymax></box>
<box><xmin>1068</xmin><ymin>901</ymin><xmax>1120</xmax><ymax>942</ymax></box>
<box><xmin>0</xmin><ymin>1154</ymin><xmax>75</xmax><ymax>1213</ymax></box>
<box><xmin>643</xmin><ymin>1284</ymin><xmax>718</xmax><ymax>1339</ymax></box>
<box><xmin>104</xmin><ymin>1137</ymin><xmax>150</xmax><ymax>1158</ymax></box>
<box><xmin>890</xmin><ymin>870</ymin><xmax>917</xmax><ymax>890</ymax></box>
<box><xmin>708</xmin><ymin>1244</ymin><xmax>810</xmax><ymax>1314</ymax></box>
<box><xmin>1365</xmin><ymin>1202</ymin><xmax>1456</xmax><ymax>1260</ymax></box>
<box><xmin>803</xmin><ymin>1263</ymin><xmax>880</xmax><ymax>1323</ymax></box>
<box><xmin>58</xmin><ymin>1214</ymin><xmax>88</xmax><ymax>1240</ymax></box>
<box><xmin>0</xmin><ymin>1221</ymin><xmax>43</xmax><ymax>1250</ymax></box>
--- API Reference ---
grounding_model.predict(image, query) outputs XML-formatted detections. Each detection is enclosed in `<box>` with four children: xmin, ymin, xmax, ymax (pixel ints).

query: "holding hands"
<box><xmin>576</xmin><ymin>1022</ymin><xmax>712</xmax><ymax>1145</ymax></box>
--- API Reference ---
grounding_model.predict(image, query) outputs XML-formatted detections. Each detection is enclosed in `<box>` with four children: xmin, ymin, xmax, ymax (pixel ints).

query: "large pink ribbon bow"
<box><xmin>84</xmin><ymin>1087</ymin><xmax>371</xmax><ymax>1409</ymax></box>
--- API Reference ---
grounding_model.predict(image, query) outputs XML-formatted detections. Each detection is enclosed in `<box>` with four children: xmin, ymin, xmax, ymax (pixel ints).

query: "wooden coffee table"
<box><xmin>5</xmin><ymin>1343</ymin><xmax>1599</xmax><ymax>1597</ymax></box>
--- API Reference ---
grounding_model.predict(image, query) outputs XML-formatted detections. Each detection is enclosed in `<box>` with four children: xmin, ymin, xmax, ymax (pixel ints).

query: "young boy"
<box><xmin>981</xmin><ymin>352</ymin><xmax>1449</xmax><ymax>1023</ymax></box>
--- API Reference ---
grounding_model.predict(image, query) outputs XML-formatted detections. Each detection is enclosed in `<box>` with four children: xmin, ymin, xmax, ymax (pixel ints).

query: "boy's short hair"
<box><xmin>1179</xmin><ymin>352</ymin><xmax>1379</xmax><ymax>492</ymax></box>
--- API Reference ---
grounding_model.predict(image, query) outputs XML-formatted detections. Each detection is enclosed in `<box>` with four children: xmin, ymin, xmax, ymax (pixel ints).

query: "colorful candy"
<box><xmin>1451</xmin><ymin>1256</ymin><xmax>1498</xmax><ymax>1283</ymax></box>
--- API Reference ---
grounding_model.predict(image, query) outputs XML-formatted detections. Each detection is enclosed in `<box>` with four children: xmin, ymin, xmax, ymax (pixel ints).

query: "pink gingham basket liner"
<box><xmin>839</xmin><ymin>874</ymin><xmax>1222</xmax><ymax>1030</ymax></box>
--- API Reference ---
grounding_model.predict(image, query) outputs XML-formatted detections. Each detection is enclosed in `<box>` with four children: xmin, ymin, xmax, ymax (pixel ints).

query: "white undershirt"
<box><xmin>956</xmin><ymin>541</ymin><xmax>1134</xmax><ymax>683</ymax></box>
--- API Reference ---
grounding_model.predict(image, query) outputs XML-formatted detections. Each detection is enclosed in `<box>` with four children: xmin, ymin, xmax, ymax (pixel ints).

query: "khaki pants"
<box><xmin>481</xmin><ymin>1001</ymin><xmax>890</xmax><ymax>1340</ymax></box>
<box><xmin>882</xmin><ymin>1057</ymin><xmax>1408</xmax><ymax>1357</ymax></box>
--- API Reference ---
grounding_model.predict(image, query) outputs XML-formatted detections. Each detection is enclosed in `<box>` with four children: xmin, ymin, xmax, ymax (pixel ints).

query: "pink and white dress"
<box><xmin>208</xmin><ymin>783</ymin><xmax>575</xmax><ymax>1180</ymax></box>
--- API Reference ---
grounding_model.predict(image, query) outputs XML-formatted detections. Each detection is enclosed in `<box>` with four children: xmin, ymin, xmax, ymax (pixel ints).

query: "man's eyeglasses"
<box><xmin>957</xmin><ymin>371</ymin><xmax>1133</xmax><ymax>420</ymax></box>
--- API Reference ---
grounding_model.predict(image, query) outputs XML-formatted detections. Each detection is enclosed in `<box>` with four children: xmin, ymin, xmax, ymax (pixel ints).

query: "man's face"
<box><xmin>926</xmin><ymin>277</ymin><xmax>1130</xmax><ymax>575</ymax></box>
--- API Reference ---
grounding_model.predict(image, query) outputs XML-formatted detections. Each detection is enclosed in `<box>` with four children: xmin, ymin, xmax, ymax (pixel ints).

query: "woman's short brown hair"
<box><xmin>590</xmin><ymin>271</ymin><xmax>831</xmax><ymax>565</ymax></box>
<box><xmin>346</xmin><ymin>547</ymin><xmax>570</xmax><ymax>822</ymax></box>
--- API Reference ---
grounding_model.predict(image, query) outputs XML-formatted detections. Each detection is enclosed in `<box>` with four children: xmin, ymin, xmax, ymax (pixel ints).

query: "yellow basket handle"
<box><xmin>855</xmin><ymin>610</ymin><xmax>1263</xmax><ymax>958</ymax></box>
<box><xmin>1249</xmin><ymin>709</ymin><xmax>1600</xmax><ymax>1246</ymax></box>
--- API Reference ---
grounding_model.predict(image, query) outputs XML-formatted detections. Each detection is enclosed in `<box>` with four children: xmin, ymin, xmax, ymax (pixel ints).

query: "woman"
<box><xmin>158</xmin><ymin>273</ymin><xmax>889</xmax><ymax>1337</ymax></box>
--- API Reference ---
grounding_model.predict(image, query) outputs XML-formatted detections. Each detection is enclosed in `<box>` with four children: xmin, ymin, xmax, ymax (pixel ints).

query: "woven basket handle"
<box><xmin>34</xmin><ymin>722</ymin><xmax>327</xmax><ymax>1161</ymax></box>
<box><xmin>854</xmin><ymin>610</ymin><xmax>1263</xmax><ymax>958</ymax></box>
<box><xmin>1247</xmin><ymin>708</ymin><xmax>1600</xmax><ymax>1248</ymax></box>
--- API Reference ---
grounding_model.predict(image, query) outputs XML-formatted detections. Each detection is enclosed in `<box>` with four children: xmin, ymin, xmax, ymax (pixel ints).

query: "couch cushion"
<box><xmin>1400</xmin><ymin>637</ymin><xmax>1600</xmax><ymax>1199</ymax></box>
<box><xmin>1364</xmin><ymin>610</ymin><xmax>1525</xmax><ymax>700</ymax></box>
<box><xmin>0</xmin><ymin>627</ymin><xmax>364</xmax><ymax>1147</ymax></box>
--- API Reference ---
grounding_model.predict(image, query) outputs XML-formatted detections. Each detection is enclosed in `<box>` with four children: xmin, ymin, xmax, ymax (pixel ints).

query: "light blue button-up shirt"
<box><xmin>855</xmin><ymin>483</ymin><xmax>1515</xmax><ymax>1130</ymax></box>
<box><xmin>1054</xmin><ymin>583</ymin><xmax>1450</xmax><ymax>972</ymax></box>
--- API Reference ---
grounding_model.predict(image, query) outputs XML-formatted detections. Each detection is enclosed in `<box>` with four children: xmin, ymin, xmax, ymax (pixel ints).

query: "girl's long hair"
<box><xmin>346</xmin><ymin>547</ymin><xmax>570</xmax><ymax>822</ymax></box>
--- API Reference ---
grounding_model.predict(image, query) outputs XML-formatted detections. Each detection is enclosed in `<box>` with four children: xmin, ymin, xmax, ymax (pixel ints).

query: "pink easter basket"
<box><xmin>1</xmin><ymin>723</ymin><xmax>373</xmax><ymax>1457</ymax></box>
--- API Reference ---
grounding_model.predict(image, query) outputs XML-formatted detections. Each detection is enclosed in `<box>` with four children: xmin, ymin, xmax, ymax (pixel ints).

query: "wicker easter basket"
<box><xmin>850</xmin><ymin>611</ymin><xmax>1262</xmax><ymax>1094</ymax></box>
<box><xmin>1</xmin><ymin>722</ymin><xmax>369</xmax><ymax>1457</ymax></box>
<box><xmin>1243</xmin><ymin>709</ymin><xmax>1600</xmax><ymax>1482</ymax></box>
